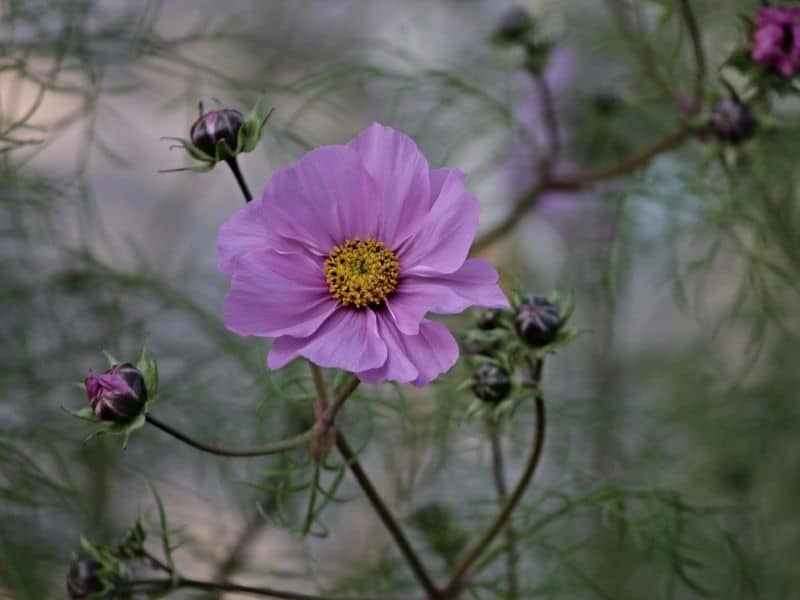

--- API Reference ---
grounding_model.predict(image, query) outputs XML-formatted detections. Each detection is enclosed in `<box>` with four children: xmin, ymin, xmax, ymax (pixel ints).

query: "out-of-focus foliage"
<box><xmin>1</xmin><ymin>0</ymin><xmax>798</xmax><ymax>598</ymax></box>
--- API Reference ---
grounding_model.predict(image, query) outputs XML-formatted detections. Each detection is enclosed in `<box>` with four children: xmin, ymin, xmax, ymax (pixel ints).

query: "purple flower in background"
<box><xmin>751</xmin><ymin>6</ymin><xmax>800</xmax><ymax>77</ymax></box>
<box><xmin>85</xmin><ymin>363</ymin><xmax>147</xmax><ymax>423</ymax></box>
<box><xmin>217</xmin><ymin>123</ymin><xmax>508</xmax><ymax>387</ymax></box>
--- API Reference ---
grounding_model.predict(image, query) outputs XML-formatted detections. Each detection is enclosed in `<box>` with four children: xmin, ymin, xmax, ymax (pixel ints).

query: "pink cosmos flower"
<box><xmin>751</xmin><ymin>5</ymin><xmax>800</xmax><ymax>77</ymax></box>
<box><xmin>217</xmin><ymin>123</ymin><xmax>508</xmax><ymax>387</ymax></box>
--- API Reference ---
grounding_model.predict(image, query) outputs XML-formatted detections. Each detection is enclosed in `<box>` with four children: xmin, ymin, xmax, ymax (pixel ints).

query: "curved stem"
<box><xmin>678</xmin><ymin>0</ymin><xmax>706</xmax><ymax>108</ymax></box>
<box><xmin>145</xmin><ymin>377</ymin><xmax>359</xmax><ymax>458</ymax></box>
<box><xmin>487</xmin><ymin>419</ymin><xmax>519</xmax><ymax>599</ymax></box>
<box><xmin>471</xmin><ymin>126</ymin><xmax>691</xmax><ymax>254</ymax></box>
<box><xmin>443</xmin><ymin>359</ymin><xmax>546</xmax><ymax>594</ymax></box>
<box><xmin>335</xmin><ymin>433</ymin><xmax>441</xmax><ymax>598</ymax></box>
<box><xmin>308</xmin><ymin>364</ymin><xmax>440</xmax><ymax>598</ymax></box>
<box><xmin>225</xmin><ymin>156</ymin><xmax>253</xmax><ymax>202</ymax></box>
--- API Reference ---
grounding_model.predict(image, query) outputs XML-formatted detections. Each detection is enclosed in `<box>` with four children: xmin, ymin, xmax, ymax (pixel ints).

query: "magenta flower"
<box><xmin>217</xmin><ymin>123</ymin><xmax>507</xmax><ymax>386</ymax></box>
<box><xmin>217</xmin><ymin>123</ymin><xmax>508</xmax><ymax>387</ymax></box>
<box><xmin>751</xmin><ymin>5</ymin><xmax>800</xmax><ymax>77</ymax></box>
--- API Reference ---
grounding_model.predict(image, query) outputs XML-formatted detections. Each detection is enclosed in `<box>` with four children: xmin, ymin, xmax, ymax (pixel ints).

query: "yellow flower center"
<box><xmin>324</xmin><ymin>237</ymin><xmax>400</xmax><ymax>308</ymax></box>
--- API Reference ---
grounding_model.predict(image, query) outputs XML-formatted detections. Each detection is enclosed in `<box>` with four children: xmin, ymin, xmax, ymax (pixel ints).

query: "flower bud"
<box><xmin>67</xmin><ymin>559</ymin><xmax>104</xmax><ymax>599</ymax></box>
<box><xmin>476</xmin><ymin>308</ymin><xmax>504</xmax><ymax>331</ymax></box>
<box><xmin>709</xmin><ymin>98</ymin><xmax>756</xmax><ymax>144</ymax></box>
<box><xmin>514</xmin><ymin>297</ymin><xmax>560</xmax><ymax>347</ymax></box>
<box><xmin>751</xmin><ymin>6</ymin><xmax>800</xmax><ymax>77</ymax></box>
<box><xmin>464</xmin><ymin>338</ymin><xmax>501</xmax><ymax>358</ymax></box>
<box><xmin>190</xmin><ymin>108</ymin><xmax>245</xmax><ymax>160</ymax></box>
<box><xmin>85</xmin><ymin>363</ymin><xmax>147</xmax><ymax>424</ymax></box>
<box><xmin>494</xmin><ymin>6</ymin><xmax>533</xmax><ymax>44</ymax></box>
<box><xmin>472</xmin><ymin>363</ymin><xmax>511</xmax><ymax>404</ymax></box>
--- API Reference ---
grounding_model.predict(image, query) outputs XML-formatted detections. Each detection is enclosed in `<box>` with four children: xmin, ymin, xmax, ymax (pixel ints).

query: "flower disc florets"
<box><xmin>324</xmin><ymin>237</ymin><xmax>400</xmax><ymax>308</ymax></box>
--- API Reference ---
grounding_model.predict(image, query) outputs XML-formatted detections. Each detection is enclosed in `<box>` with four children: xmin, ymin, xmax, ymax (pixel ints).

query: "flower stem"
<box><xmin>225</xmin><ymin>156</ymin><xmax>253</xmax><ymax>202</ymax></box>
<box><xmin>145</xmin><ymin>378</ymin><xmax>358</xmax><ymax>458</ymax></box>
<box><xmin>123</xmin><ymin>576</ymin><xmax>403</xmax><ymax>599</ymax></box>
<box><xmin>487</xmin><ymin>418</ymin><xmax>519</xmax><ymax>599</ymax></box>
<box><xmin>308</xmin><ymin>364</ymin><xmax>441</xmax><ymax>599</ymax></box>
<box><xmin>336</xmin><ymin>433</ymin><xmax>441</xmax><ymax>598</ymax></box>
<box><xmin>443</xmin><ymin>359</ymin><xmax>546</xmax><ymax>594</ymax></box>
<box><xmin>678</xmin><ymin>0</ymin><xmax>706</xmax><ymax>108</ymax></box>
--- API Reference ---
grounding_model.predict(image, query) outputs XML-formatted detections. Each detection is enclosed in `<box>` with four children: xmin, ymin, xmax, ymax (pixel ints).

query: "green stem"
<box><xmin>336</xmin><ymin>433</ymin><xmax>441</xmax><ymax>598</ymax></box>
<box><xmin>145</xmin><ymin>378</ymin><xmax>358</xmax><ymax>458</ymax></box>
<box><xmin>308</xmin><ymin>364</ymin><xmax>441</xmax><ymax>598</ymax></box>
<box><xmin>487</xmin><ymin>419</ymin><xmax>519</xmax><ymax>598</ymax></box>
<box><xmin>443</xmin><ymin>360</ymin><xmax>546</xmax><ymax>594</ymax></box>
<box><xmin>225</xmin><ymin>155</ymin><xmax>253</xmax><ymax>202</ymax></box>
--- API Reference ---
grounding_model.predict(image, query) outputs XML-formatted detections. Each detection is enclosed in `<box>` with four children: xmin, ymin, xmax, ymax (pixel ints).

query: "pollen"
<box><xmin>324</xmin><ymin>237</ymin><xmax>400</xmax><ymax>308</ymax></box>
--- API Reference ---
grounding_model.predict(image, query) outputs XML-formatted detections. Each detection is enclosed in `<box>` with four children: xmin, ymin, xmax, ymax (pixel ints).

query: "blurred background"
<box><xmin>1</xmin><ymin>0</ymin><xmax>798</xmax><ymax>598</ymax></box>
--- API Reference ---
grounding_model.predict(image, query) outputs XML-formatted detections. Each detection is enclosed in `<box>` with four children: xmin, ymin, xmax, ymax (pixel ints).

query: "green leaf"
<box><xmin>136</xmin><ymin>345</ymin><xmax>159</xmax><ymax>398</ymax></box>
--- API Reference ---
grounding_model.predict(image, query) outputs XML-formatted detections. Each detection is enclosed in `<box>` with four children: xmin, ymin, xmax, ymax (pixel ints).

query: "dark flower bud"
<box><xmin>514</xmin><ymin>297</ymin><xmax>560</xmax><ymax>347</ymax></box>
<box><xmin>494</xmin><ymin>6</ymin><xmax>533</xmax><ymax>44</ymax></box>
<box><xmin>67</xmin><ymin>559</ymin><xmax>104</xmax><ymax>599</ymax></box>
<box><xmin>464</xmin><ymin>338</ymin><xmax>501</xmax><ymax>358</ymax></box>
<box><xmin>190</xmin><ymin>108</ymin><xmax>245</xmax><ymax>160</ymax></box>
<box><xmin>84</xmin><ymin>363</ymin><xmax>147</xmax><ymax>424</ymax></box>
<box><xmin>476</xmin><ymin>308</ymin><xmax>504</xmax><ymax>331</ymax></box>
<box><xmin>472</xmin><ymin>363</ymin><xmax>512</xmax><ymax>404</ymax></box>
<box><xmin>709</xmin><ymin>98</ymin><xmax>756</xmax><ymax>144</ymax></box>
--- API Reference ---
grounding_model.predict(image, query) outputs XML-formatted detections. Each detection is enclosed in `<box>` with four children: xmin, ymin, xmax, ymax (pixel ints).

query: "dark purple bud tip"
<box><xmin>709</xmin><ymin>98</ymin><xmax>756</xmax><ymax>144</ymax></box>
<box><xmin>85</xmin><ymin>363</ymin><xmax>147</xmax><ymax>424</ymax></box>
<box><xmin>472</xmin><ymin>363</ymin><xmax>512</xmax><ymax>404</ymax></box>
<box><xmin>514</xmin><ymin>297</ymin><xmax>561</xmax><ymax>347</ymax></box>
<box><xmin>476</xmin><ymin>308</ymin><xmax>504</xmax><ymax>331</ymax></box>
<box><xmin>495</xmin><ymin>6</ymin><xmax>533</xmax><ymax>43</ymax></box>
<box><xmin>67</xmin><ymin>559</ymin><xmax>104</xmax><ymax>599</ymax></box>
<box><xmin>190</xmin><ymin>108</ymin><xmax>245</xmax><ymax>159</ymax></box>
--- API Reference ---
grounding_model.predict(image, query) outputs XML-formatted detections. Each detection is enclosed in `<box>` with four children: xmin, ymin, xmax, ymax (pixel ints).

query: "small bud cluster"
<box><xmin>465</xmin><ymin>294</ymin><xmax>570</xmax><ymax>409</ymax></box>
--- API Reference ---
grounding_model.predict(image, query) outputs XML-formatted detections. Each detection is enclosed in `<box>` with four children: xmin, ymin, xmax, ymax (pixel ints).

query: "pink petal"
<box><xmin>398</xmin><ymin>168</ymin><xmax>480</xmax><ymax>276</ymax></box>
<box><xmin>357</xmin><ymin>311</ymin><xmax>419</xmax><ymax>384</ymax></box>
<box><xmin>223</xmin><ymin>248</ymin><xmax>336</xmax><ymax>338</ymax></box>
<box><xmin>267</xmin><ymin>308</ymin><xmax>387</xmax><ymax>372</ymax></box>
<box><xmin>217</xmin><ymin>199</ymin><xmax>269</xmax><ymax>275</ymax></box>
<box><xmin>357</xmin><ymin>314</ymin><xmax>459</xmax><ymax>387</ymax></box>
<box><xmin>347</xmin><ymin>123</ymin><xmax>433</xmax><ymax>248</ymax></box>
<box><xmin>416</xmin><ymin>259</ymin><xmax>510</xmax><ymax>313</ymax></box>
<box><xmin>261</xmin><ymin>145</ymin><xmax>380</xmax><ymax>256</ymax></box>
<box><xmin>385</xmin><ymin>259</ymin><xmax>508</xmax><ymax>334</ymax></box>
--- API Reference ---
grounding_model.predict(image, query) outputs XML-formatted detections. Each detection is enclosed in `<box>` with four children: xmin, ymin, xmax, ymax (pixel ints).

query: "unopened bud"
<box><xmin>472</xmin><ymin>364</ymin><xmax>512</xmax><ymax>404</ymax></box>
<box><xmin>190</xmin><ymin>108</ymin><xmax>245</xmax><ymax>160</ymax></box>
<box><xmin>84</xmin><ymin>363</ymin><xmax>147</xmax><ymax>424</ymax></box>
<box><xmin>494</xmin><ymin>6</ymin><xmax>533</xmax><ymax>44</ymax></box>
<box><xmin>67</xmin><ymin>559</ymin><xmax>104</xmax><ymax>599</ymax></box>
<box><xmin>514</xmin><ymin>297</ymin><xmax>560</xmax><ymax>347</ymax></box>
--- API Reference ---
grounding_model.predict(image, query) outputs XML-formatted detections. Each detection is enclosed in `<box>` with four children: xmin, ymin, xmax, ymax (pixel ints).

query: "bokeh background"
<box><xmin>1</xmin><ymin>0</ymin><xmax>798</xmax><ymax>598</ymax></box>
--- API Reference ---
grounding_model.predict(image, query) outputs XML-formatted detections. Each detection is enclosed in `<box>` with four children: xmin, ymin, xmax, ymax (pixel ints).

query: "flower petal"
<box><xmin>261</xmin><ymin>145</ymin><xmax>380</xmax><ymax>255</ymax></box>
<box><xmin>357</xmin><ymin>314</ymin><xmax>459</xmax><ymax>387</ymax></box>
<box><xmin>223</xmin><ymin>249</ymin><xmax>335</xmax><ymax>338</ymax></box>
<box><xmin>347</xmin><ymin>123</ymin><xmax>433</xmax><ymax>248</ymax></box>
<box><xmin>217</xmin><ymin>199</ymin><xmax>269</xmax><ymax>276</ymax></box>
<box><xmin>398</xmin><ymin>168</ymin><xmax>480</xmax><ymax>275</ymax></box>
<box><xmin>385</xmin><ymin>259</ymin><xmax>507</xmax><ymax>335</ymax></box>
<box><xmin>267</xmin><ymin>308</ymin><xmax>387</xmax><ymax>372</ymax></box>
